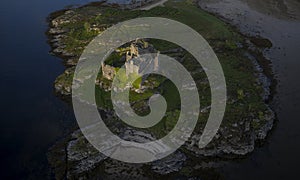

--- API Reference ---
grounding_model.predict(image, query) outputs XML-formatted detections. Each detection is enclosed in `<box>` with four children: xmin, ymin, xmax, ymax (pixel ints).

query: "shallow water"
<box><xmin>198</xmin><ymin>0</ymin><xmax>300</xmax><ymax>179</ymax></box>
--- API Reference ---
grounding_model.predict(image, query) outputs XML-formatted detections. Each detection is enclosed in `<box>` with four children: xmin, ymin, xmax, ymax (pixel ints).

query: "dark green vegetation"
<box><xmin>47</xmin><ymin>1</ymin><xmax>275</xmax><ymax>179</ymax></box>
<box><xmin>51</xmin><ymin>0</ymin><xmax>270</xmax><ymax>133</ymax></box>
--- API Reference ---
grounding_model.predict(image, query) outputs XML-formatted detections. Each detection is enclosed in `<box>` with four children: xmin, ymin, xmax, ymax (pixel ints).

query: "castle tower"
<box><xmin>154</xmin><ymin>51</ymin><xmax>160</xmax><ymax>71</ymax></box>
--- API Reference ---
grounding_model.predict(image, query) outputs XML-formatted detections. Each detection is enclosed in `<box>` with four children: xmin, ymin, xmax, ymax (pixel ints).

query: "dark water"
<box><xmin>1</xmin><ymin>0</ymin><xmax>299</xmax><ymax>179</ymax></box>
<box><xmin>199</xmin><ymin>0</ymin><xmax>300</xmax><ymax>179</ymax></box>
<box><xmin>0</xmin><ymin>0</ymin><xmax>97</xmax><ymax>179</ymax></box>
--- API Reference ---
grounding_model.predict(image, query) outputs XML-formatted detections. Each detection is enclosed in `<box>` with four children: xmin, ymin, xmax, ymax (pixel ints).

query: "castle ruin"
<box><xmin>101</xmin><ymin>39</ymin><xmax>159</xmax><ymax>82</ymax></box>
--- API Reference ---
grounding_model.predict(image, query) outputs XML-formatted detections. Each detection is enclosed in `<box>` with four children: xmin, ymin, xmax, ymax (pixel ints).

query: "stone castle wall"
<box><xmin>101</xmin><ymin>63</ymin><xmax>116</xmax><ymax>80</ymax></box>
<box><xmin>101</xmin><ymin>40</ymin><xmax>159</xmax><ymax>81</ymax></box>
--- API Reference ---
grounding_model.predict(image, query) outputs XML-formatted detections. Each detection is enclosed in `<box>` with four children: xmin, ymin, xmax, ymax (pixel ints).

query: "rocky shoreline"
<box><xmin>47</xmin><ymin>1</ymin><xmax>275</xmax><ymax>179</ymax></box>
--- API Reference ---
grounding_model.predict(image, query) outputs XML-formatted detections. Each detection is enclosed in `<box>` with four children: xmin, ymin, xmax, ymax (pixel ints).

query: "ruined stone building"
<box><xmin>101</xmin><ymin>63</ymin><xmax>116</xmax><ymax>80</ymax></box>
<box><xmin>101</xmin><ymin>40</ymin><xmax>159</xmax><ymax>81</ymax></box>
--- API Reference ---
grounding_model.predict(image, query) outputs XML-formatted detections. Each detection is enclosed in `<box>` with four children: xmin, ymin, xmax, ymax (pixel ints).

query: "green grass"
<box><xmin>53</xmin><ymin>0</ymin><xmax>270</xmax><ymax>137</ymax></box>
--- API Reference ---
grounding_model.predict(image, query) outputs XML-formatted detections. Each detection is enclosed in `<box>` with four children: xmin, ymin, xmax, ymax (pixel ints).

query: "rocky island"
<box><xmin>47</xmin><ymin>0</ymin><xmax>275</xmax><ymax>179</ymax></box>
